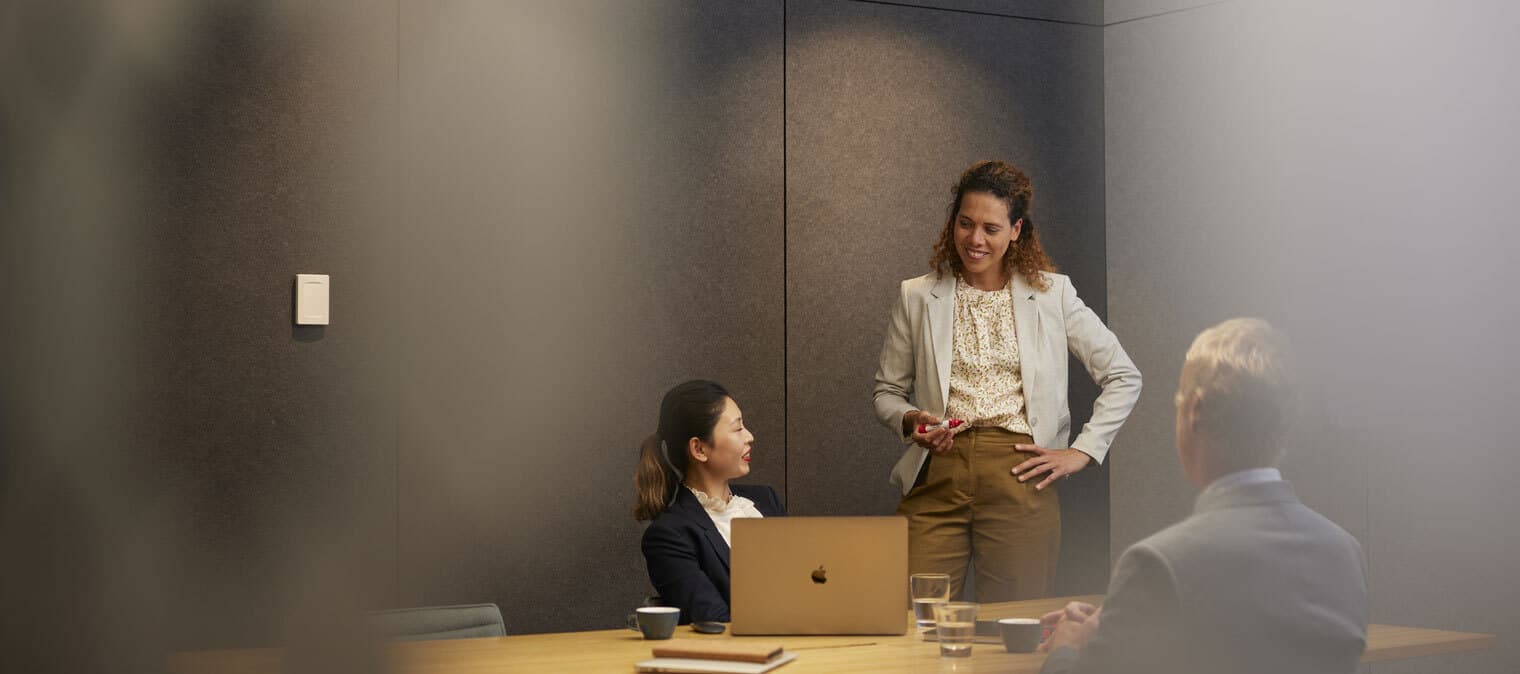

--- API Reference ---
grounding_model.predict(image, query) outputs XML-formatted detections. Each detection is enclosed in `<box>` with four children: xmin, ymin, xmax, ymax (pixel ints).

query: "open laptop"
<box><xmin>729</xmin><ymin>516</ymin><xmax>908</xmax><ymax>636</ymax></box>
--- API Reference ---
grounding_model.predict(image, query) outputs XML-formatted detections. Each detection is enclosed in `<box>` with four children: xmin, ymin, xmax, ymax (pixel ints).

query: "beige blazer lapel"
<box><xmin>1010</xmin><ymin>274</ymin><xmax>1042</xmax><ymax>421</ymax></box>
<box><xmin>927</xmin><ymin>272</ymin><xmax>956</xmax><ymax>412</ymax></box>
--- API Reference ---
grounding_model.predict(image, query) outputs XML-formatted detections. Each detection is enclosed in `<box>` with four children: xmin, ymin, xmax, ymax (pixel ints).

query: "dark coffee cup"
<box><xmin>626</xmin><ymin>606</ymin><xmax>680</xmax><ymax>640</ymax></box>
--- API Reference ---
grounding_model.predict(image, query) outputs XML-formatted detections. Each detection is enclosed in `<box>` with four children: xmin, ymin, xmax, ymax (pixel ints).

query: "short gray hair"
<box><xmin>1180</xmin><ymin>318</ymin><xmax>1296</xmax><ymax>467</ymax></box>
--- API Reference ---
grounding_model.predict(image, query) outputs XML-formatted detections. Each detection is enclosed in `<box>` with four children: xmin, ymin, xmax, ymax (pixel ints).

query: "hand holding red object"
<box><xmin>917</xmin><ymin>418</ymin><xmax>966</xmax><ymax>434</ymax></box>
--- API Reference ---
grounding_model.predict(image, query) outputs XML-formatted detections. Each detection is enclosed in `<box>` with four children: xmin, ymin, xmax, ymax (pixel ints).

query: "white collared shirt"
<box><xmin>687</xmin><ymin>486</ymin><xmax>765</xmax><ymax>547</ymax></box>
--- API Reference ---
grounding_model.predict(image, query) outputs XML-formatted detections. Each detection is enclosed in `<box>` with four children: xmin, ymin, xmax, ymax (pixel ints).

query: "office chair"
<box><xmin>368</xmin><ymin>603</ymin><xmax>506</xmax><ymax>641</ymax></box>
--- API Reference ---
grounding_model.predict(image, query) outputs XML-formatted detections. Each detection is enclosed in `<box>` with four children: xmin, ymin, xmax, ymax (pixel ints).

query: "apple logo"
<box><xmin>810</xmin><ymin>565</ymin><xmax>828</xmax><ymax>584</ymax></box>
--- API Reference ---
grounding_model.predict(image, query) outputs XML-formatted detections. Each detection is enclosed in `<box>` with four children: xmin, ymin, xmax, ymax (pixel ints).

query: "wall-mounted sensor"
<box><xmin>295</xmin><ymin>274</ymin><xmax>330</xmax><ymax>325</ymax></box>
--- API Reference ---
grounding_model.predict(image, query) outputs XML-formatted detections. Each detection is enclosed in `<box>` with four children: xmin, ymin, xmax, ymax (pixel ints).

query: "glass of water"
<box><xmin>932</xmin><ymin>602</ymin><xmax>978</xmax><ymax>657</ymax></box>
<box><xmin>910</xmin><ymin>573</ymin><xmax>951</xmax><ymax>633</ymax></box>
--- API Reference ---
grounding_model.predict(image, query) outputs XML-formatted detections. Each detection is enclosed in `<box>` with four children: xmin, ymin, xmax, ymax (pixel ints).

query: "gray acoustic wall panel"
<box><xmin>1</xmin><ymin>3</ymin><xmax>175</xmax><ymax>666</ymax></box>
<box><xmin>1103</xmin><ymin>0</ymin><xmax>1223</xmax><ymax>25</ymax></box>
<box><xmin>1103</xmin><ymin>0</ymin><xmax>1283</xmax><ymax>570</ymax></box>
<box><xmin>135</xmin><ymin>2</ymin><xmax>403</xmax><ymax>649</ymax></box>
<box><xmin>6</xmin><ymin>0</ymin><xmax>1142</xmax><ymax>655</ymax></box>
<box><xmin>874</xmin><ymin>0</ymin><xmax>1104</xmax><ymax>25</ymax></box>
<box><xmin>394</xmin><ymin>0</ymin><xmax>783</xmax><ymax>633</ymax></box>
<box><xmin>2</xmin><ymin>0</ymin><xmax>403</xmax><ymax>654</ymax></box>
<box><xmin>786</xmin><ymin>0</ymin><xmax>1113</xmax><ymax>594</ymax></box>
<box><xmin>1106</xmin><ymin>1</ymin><xmax>1519</xmax><ymax>672</ymax></box>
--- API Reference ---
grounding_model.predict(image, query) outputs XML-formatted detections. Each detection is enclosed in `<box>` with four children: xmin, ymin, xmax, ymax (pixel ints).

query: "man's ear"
<box><xmin>1178</xmin><ymin>389</ymin><xmax>1202</xmax><ymax>429</ymax></box>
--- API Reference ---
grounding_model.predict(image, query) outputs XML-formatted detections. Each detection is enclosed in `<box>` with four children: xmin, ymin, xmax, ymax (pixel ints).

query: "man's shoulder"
<box><xmin>1282</xmin><ymin>500</ymin><xmax>1363</xmax><ymax>553</ymax></box>
<box><xmin>1129</xmin><ymin>514</ymin><xmax>1202</xmax><ymax>554</ymax></box>
<box><xmin>1121</xmin><ymin>508</ymin><xmax>1252</xmax><ymax>568</ymax></box>
<box><xmin>1138</xmin><ymin>491</ymin><xmax>1361</xmax><ymax>565</ymax></box>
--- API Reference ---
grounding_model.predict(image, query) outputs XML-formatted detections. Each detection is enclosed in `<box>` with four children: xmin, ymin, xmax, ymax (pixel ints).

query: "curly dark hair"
<box><xmin>930</xmin><ymin>160</ymin><xmax>1056</xmax><ymax>291</ymax></box>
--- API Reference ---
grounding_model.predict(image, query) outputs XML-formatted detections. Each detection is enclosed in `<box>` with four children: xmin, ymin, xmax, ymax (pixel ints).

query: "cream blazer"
<box><xmin>873</xmin><ymin>270</ymin><xmax>1141</xmax><ymax>494</ymax></box>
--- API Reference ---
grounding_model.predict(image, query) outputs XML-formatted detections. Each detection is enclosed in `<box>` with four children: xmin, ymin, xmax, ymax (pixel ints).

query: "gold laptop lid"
<box><xmin>729</xmin><ymin>516</ymin><xmax>908</xmax><ymax>636</ymax></box>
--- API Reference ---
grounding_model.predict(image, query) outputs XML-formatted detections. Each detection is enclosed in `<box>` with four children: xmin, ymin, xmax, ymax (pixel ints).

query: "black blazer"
<box><xmin>640</xmin><ymin>483</ymin><xmax>785</xmax><ymax>623</ymax></box>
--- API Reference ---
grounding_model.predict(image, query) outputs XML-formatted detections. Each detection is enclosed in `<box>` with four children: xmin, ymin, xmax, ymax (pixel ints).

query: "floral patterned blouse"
<box><xmin>945</xmin><ymin>276</ymin><xmax>1033</xmax><ymax>436</ymax></box>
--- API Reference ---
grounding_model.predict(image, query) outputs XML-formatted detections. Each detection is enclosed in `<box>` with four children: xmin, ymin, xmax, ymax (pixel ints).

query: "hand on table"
<box><xmin>1012</xmin><ymin>446</ymin><xmax>1093</xmax><ymax>490</ymax></box>
<box><xmin>1040</xmin><ymin>606</ymin><xmax>1102</xmax><ymax>653</ymax></box>
<box><xmin>1039</xmin><ymin>601</ymin><xmax>1099</xmax><ymax>629</ymax></box>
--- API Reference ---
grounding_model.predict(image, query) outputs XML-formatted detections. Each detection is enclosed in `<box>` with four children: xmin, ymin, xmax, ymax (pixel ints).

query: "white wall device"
<box><xmin>295</xmin><ymin>274</ymin><xmax>330</xmax><ymax>325</ymax></box>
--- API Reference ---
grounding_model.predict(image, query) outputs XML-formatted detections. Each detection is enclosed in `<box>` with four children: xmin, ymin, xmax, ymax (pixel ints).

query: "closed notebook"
<box><xmin>651</xmin><ymin>641</ymin><xmax>784</xmax><ymax>664</ymax></box>
<box><xmin>635</xmin><ymin>652</ymin><xmax>798</xmax><ymax>674</ymax></box>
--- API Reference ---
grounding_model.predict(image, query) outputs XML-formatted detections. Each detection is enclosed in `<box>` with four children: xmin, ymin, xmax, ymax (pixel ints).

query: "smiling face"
<box><xmin>692</xmin><ymin>397</ymin><xmax>753</xmax><ymax>481</ymax></box>
<box><xmin>953</xmin><ymin>191</ymin><xmax>1022</xmax><ymax>289</ymax></box>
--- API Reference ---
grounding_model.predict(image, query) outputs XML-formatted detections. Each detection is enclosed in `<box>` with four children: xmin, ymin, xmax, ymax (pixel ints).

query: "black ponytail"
<box><xmin>632</xmin><ymin>380</ymin><xmax>731</xmax><ymax>520</ymax></box>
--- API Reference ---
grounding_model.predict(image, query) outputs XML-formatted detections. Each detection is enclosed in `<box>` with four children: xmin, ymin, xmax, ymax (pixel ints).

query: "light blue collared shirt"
<box><xmin>1195</xmin><ymin>467</ymin><xmax>1281</xmax><ymax>512</ymax></box>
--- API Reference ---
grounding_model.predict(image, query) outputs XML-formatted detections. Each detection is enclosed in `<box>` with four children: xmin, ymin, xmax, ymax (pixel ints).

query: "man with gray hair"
<box><xmin>1038</xmin><ymin>318</ymin><xmax>1369</xmax><ymax>674</ymax></box>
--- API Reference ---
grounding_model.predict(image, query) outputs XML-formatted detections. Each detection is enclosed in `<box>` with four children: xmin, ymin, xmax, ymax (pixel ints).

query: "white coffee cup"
<box><xmin>999</xmin><ymin>618</ymin><xmax>1042</xmax><ymax>653</ymax></box>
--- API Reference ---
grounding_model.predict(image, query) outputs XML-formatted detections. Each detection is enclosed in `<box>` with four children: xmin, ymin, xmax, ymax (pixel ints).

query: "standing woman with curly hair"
<box><xmin>873</xmin><ymin>160</ymin><xmax>1141</xmax><ymax>602</ymax></box>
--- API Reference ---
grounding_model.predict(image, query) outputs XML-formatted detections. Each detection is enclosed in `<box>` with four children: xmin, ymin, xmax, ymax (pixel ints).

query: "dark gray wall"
<box><xmin>139</xmin><ymin>1</ymin><xmax>402</xmax><ymax>648</ymax></box>
<box><xmin>1103</xmin><ymin>0</ymin><xmax>1219</xmax><ymax>24</ymax></box>
<box><xmin>1</xmin><ymin>2</ymin><xmax>171</xmax><ymax>669</ymax></box>
<box><xmin>786</xmin><ymin>0</ymin><xmax>1112</xmax><ymax>595</ymax></box>
<box><xmin>2</xmin><ymin>1</ymin><xmax>401</xmax><ymax>661</ymax></box>
<box><xmin>873</xmin><ymin>0</ymin><xmax>1104</xmax><ymax>25</ymax></box>
<box><xmin>390</xmin><ymin>0</ymin><xmax>784</xmax><ymax>634</ymax></box>
<box><xmin>1105</xmin><ymin>1</ymin><xmax>1520</xmax><ymax>672</ymax></box>
<box><xmin>1</xmin><ymin>0</ymin><xmax>1114</xmax><ymax>663</ymax></box>
<box><xmin>2</xmin><ymin>0</ymin><xmax>785</xmax><ymax>652</ymax></box>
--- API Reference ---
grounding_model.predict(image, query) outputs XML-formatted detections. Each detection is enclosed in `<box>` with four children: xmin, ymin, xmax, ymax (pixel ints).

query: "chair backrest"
<box><xmin>368</xmin><ymin>603</ymin><xmax>506</xmax><ymax>641</ymax></box>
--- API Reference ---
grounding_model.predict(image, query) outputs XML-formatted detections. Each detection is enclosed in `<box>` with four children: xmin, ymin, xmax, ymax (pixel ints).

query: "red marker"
<box><xmin>917</xmin><ymin>418</ymin><xmax>966</xmax><ymax>434</ymax></box>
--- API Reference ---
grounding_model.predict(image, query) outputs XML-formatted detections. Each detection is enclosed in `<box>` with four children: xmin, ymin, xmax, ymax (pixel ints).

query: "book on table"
<box><xmin>636</xmin><ymin>641</ymin><xmax>795</xmax><ymax>674</ymax></box>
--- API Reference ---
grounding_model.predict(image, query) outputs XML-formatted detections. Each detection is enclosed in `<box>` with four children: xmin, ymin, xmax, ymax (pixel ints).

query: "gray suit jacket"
<box><xmin>873</xmin><ymin>270</ymin><xmax>1141</xmax><ymax>494</ymax></box>
<box><xmin>1040</xmin><ymin>480</ymin><xmax>1370</xmax><ymax>674</ymax></box>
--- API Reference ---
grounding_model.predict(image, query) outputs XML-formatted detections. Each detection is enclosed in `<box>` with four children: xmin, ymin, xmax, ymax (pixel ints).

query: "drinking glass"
<box><xmin>932</xmin><ymin>602</ymin><xmax>978</xmax><ymax>657</ymax></box>
<box><xmin>909</xmin><ymin>573</ymin><xmax>951</xmax><ymax>633</ymax></box>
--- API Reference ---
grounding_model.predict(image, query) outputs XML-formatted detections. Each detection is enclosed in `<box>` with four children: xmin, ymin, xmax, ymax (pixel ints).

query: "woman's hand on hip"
<box><xmin>909</xmin><ymin>412</ymin><xmax>955</xmax><ymax>455</ymax></box>
<box><xmin>1012</xmin><ymin>446</ymin><xmax>1092</xmax><ymax>490</ymax></box>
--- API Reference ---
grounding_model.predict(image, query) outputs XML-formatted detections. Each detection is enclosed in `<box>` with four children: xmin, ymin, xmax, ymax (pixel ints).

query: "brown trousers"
<box><xmin>895</xmin><ymin>427</ymin><xmax>1061</xmax><ymax>602</ymax></box>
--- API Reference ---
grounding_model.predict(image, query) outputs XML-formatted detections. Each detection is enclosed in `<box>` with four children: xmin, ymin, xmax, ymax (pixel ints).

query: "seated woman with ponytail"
<box><xmin>634</xmin><ymin>380</ymin><xmax>785</xmax><ymax>624</ymax></box>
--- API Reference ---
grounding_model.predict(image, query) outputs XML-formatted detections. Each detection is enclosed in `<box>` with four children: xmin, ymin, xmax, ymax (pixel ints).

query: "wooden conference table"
<box><xmin>169</xmin><ymin>595</ymin><xmax>1495</xmax><ymax>674</ymax></box>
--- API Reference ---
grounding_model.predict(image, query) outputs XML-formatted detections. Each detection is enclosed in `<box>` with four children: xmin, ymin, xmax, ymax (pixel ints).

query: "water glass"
<box><xmin>932</xmin><ymin>602</ymin><xmax>978</xmax><ymax>657</ymax></box>
<box><xmin>910</xmin><ymin>573</ymin><xmax>951</xmax><ymax>633</ymax></box>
